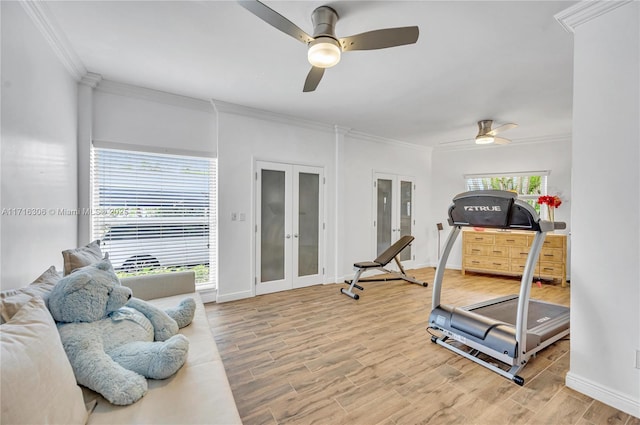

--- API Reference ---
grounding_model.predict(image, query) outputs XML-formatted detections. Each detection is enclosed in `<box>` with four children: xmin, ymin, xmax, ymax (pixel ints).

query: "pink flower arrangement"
<box><xmin>538</xmin><ymin>195</ymin><xmax>562</xmax><ymax>221</ymax></box>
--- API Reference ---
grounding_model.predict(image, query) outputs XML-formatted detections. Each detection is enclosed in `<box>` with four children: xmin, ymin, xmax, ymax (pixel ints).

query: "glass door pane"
<box><xmin>377</xmin><ymin>178</ymin><xmax>393</xmax><ymax>256</ymax></box>
<box><xmin>297</xmin><ymin>172</ymin><xmax>319</xmax><ymax>277</ymax></box>
<box><xmin>400</xmin><ymin>180</ymin><xmax>413</xmax><ymax>261</ymax></box>
<box><xmin>260</xmin><ymin>169</ymin><xmax>286</xmax><ymax>282</ymax></box>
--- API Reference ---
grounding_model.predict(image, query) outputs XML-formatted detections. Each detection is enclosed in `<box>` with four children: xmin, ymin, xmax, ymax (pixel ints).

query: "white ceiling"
<box><xmin>44</xmin><ymin>0</ymin><xmax>576</xmax><ymax>148</ymax></box>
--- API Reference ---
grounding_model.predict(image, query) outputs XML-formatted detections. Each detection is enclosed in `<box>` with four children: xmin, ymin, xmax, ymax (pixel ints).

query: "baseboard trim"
<box><xmin>566</xmin><ymin>372</ymin><xmax>640</xmax><ymax>418</ymax></box>
<box><xmin>216</xmin><ymin>290</ymin><xmax>253</xmax><ymax>303</ymax></box>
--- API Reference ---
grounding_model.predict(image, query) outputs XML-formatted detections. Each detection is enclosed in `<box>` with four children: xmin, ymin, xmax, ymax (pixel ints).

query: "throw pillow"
<box><xmin>62</xmin><ymin>239</ymin><xmax>108</xmax><ymax>275</ymax></box>
<box><xmin>0</xmin><ymin>265</ymin><xmax>61</xmax><ymax>323</ymax></box>
<box><xmin>0</xmin><ymin>297</ymin><xmax>89</xmax><ymax>424</ymax></box>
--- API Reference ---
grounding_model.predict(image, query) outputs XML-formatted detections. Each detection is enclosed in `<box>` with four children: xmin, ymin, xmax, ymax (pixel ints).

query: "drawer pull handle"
<box><xmin>493</xmin><ymin>263</ymin><xmax>503</xmax><ymax>266</ymax></box>
<box><xmin>544</xmin><ymin>254</ymin><xmax>554</xmax><ymax>257</ymax></box>
<box><xmin>472</xmin><ymin>261</ymin><xmax>480</xmax><ymax>264</ymax></box>
<box><xmin>472</xmin><ymin>249</ymin><xmax>480</xmax><ymax>252</ymax></box>
<box><xmin>543</xmin><ymin>268</ymin><xmax>554</xmax><ymax>271</ymax></box>
<box><xmin>474</xmin><ymin>237</ymin><xmax>483</xmax><ymax>241</ymax></box>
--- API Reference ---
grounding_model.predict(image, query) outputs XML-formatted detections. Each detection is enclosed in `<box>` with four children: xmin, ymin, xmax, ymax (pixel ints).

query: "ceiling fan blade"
<box><xmin>303</xmin><ymin>66</ymin><xmax>325</xmax><ymax>92</ymax></box>
<box><xmin>238</xmin><ymin>0</ymin><xmax>313</xmax><ymax>44</ymax></box>
<box><xmin>494</xmin><ymin>137</ymin><xmax>512</xmax><ymax>145</ymax></box>
<box><xmin>487</xmin><ymin>123</ymin><xmax>518</xmax><ymax>136</ymax></box>
<box><xmin>339</xmin><ymin>26</ymin><xmax>419</xmax><ymax>51</ymax></box>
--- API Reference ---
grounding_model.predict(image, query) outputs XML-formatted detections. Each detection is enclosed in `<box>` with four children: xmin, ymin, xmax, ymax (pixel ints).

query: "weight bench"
<box><xmin>340</xmin><ymin>235</ymin><xmax>428</xmax><ymax>300</ymax></box>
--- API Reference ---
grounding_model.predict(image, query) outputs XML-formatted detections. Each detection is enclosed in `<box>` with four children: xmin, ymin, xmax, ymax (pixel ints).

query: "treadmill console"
<box><xmin>448</xmin><ymin>190</ymin><xmax>551</xmax><ymax>231</ymax></box>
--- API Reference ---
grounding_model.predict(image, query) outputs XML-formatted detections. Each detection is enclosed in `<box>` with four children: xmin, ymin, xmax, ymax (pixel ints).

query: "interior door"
<box><xmin>256</xmin><ymin>161</ymin><xmax>323</xmax><ymax>295</ymax></box>
<box><xmin>293</xmin><ymin>165</ymin><xmax>324</xmax><ymax>289</ymax></box>
<box><xmin>374</xmin><ymin>173</ymin><xmax>415</xmax><ymax>267</ymax></box>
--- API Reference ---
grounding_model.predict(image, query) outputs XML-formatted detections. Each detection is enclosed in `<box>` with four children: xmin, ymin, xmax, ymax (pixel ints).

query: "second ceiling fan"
<box><xmin>475</xmin><ymin>120</ymin><xmax>518</xmax><ymax>145</ymax></box>
<box><xmin>239</xmin><ymin>0</ymin><xmax>420</xmax><ymax>92</ymax></box>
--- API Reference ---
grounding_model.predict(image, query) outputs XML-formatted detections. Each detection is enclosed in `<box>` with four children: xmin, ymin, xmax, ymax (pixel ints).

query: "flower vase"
<box><xmin>548</xmin><ymin>206</ymin><xmax>554</xmax><ymax>225</ymax></box>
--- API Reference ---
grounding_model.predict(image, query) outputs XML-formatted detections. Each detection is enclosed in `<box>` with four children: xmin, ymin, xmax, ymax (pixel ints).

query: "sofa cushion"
<box><xmin>84</xmin><ymin>292</ymin><xmax>242</xmax><ymax>424</ymax></box>
<box><xmin>62</xmin><ymin>239</ymin><xmax>108</xmax><ymax>275</ymax></box>
<box><xmin>0</xmin><ymin>265</ymin><xmax>61</xmax><ymax>323</ymax></box>
<box><xmin>0</xmin><ymin>296</ymin><xmax>89</xmax><ymax>425</ymax></box>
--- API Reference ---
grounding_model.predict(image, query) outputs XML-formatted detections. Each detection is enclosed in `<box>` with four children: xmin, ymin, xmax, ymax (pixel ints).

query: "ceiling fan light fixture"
<box><xmin>307</xmin><ymin>37</ymin><xmax>341</xmax><ymax>68</ymax></box>
<box><xmin>475</xmin><ymin>135</ymin><xmax>495</xmax><ymax>144</ymax></box>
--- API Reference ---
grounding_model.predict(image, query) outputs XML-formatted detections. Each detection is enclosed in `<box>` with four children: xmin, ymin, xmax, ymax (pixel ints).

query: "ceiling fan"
<box><xmin>475</xmin><ymin>120</ymin><xmax>518</xmax><ymax>145</ymax></box>
<box><xmin>238</xmin><ymin>0</ymin><xmax>419</xmax><ymax>92</ymax></box>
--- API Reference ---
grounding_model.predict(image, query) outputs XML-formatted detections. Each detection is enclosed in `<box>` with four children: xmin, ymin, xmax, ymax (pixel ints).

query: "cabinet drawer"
<box><xmin>466</xmin><ymin>244</ymin><xmax>509</xmax><ymax>257</ymax></box>
<box><xmin>495</xmin><ymin>233</ymin><xmax>528</xmax><ymax>247</ymax></box>
<box><xmin>539</xmin><ymin>262</ymin><xmax>564</xmax><ymax>278</ymax></box>
<box><xmin>464</xmin><ymin>257</ymin><xmax>510</xmax><ymax>272</ymax></box>
<box><xmin>510</xmin><ymin>259</ymin><xmax>528</xmax><ymax>273</ymax></box>
<box><xmin>510</xmin><ymin>246</ymin><xmax>531</xmax><ymax>259</ymax></box>
<box><xmin>464</xmin><ymin>233</ymin><xmax>495</xmax><ymax>244</ymax></box>
<box><xmin>543</xmin><ymin>236</ymin><xmax>565</xmax><ymax>249</ymax></box>
<box><xmin>539</xmin><ymin>248</ymin><xmax>564</xmax><ymax>262</ymax></box>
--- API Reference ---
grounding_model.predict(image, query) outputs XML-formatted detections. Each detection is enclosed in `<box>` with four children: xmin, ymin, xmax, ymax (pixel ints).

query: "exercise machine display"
<box><xmin>341</xmin><ymin>235</ymin><xmax>427</xmax><ymax>300</ymax></box>
<box><xmin>428</xmin><ymin>190</ymin><xmax>569</xmax><ymax>385</ymax></box>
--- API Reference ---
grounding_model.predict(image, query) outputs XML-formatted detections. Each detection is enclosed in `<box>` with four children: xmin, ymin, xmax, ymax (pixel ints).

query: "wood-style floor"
<box><xmin>205</xmin><ymin>268</ymin><xmax>638</xmax><ymax>425</ymax></box>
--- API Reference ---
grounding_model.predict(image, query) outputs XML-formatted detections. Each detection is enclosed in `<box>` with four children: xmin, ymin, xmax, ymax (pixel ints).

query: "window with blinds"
<box><xmin>91</xmin><ymin>145</ymin><xmax>216</xmax><ymax>287</ymax></box>
<box><xmin>464</xmin><ymin>171</ymin><xmax>548</xmax><ymax>213</ymax></box>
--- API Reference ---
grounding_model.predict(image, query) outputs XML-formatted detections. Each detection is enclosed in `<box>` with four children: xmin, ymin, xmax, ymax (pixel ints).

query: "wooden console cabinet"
<box><xmin>461</xmin><ymin>229</ymin><xmax>567</xmax><ymax>287</ymax></box>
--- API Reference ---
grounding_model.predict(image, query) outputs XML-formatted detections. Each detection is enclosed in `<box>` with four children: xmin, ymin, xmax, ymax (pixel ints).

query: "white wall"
<box><xmin>564</xmin><ymin>1</ymin><xmax>640</xmax><ymax>417</ymax></box>
<box><xmin>0</xmin><ymin>2</ymin><xmax>79</xmax><ymax>290</ymax></box>
<box><xmin>341</xmin><ymin>133</ymin><xmax>432</xmax><ymax>279</ymax></box>
<box><xmin>92</xmin><ymin>83</ymin><xmax>216</xmax><ymax>155</ymax></box>
<box><xmin>431</xmin><ymin>139</ymin><xmax>572</xmax><ymax>270</ymax></box>
<box><xmin>214</xmin><ymin>104</ymin><xmax>336</xmax><ymax>302</ymax></box>
<box><xmin>214</xmin><ymin>104</ymin><xmax>434</xmax><ymax>302</ymax></box>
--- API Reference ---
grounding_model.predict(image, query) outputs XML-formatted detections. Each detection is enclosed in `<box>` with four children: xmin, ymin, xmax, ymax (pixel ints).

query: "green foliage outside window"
<box><xmin>466</xmin><ymin>173</ymin><xmax>547</xmax><ymax>214</ymax></box>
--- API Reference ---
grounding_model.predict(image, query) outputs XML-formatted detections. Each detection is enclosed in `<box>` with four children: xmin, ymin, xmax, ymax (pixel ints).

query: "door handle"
<box><xmin>294</xmin><ymin>233</ymin><xmax>299</xmax><ymax>238</ymax></box>
<box><xmin>286</xmin><ymin>234</ymin><xmax>291</xmax><ymax>239</ymax></box>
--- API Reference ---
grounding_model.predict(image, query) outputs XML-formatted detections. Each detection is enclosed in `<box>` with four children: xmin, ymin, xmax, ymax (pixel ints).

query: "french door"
<box><xmin>373</xmin><ymin>173</ymin><xmax>415</xmax><ymax>266</ymax></box>
<box><xmin>255</xmin><ymin>161</ymin><xmax>324</xmax><ymax>295</ymax></box>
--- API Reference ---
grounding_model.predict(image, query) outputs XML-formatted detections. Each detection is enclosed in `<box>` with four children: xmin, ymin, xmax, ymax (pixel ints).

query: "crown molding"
<box><xmin>555</xmin><ymin>0</ymin><xmax>633</xmax><ymax>33</ymax></box>
<box><xmin>211</xmin><ymin>100</ymin><xmax>335</xmax><ymax>133</ymax></box>
<box><xmin>345</xmin><ymin>129</ymin><xmax>431</xmax><ymax>152</ymax></box>
<box><xmin>95</xmin><ymin>79</ymin><xmax>214</xmax><ymax>113</ymax></box>
<box><xmin>435</xmin><ymin>133</ymin><xmax>571</xmax><ymax>152</ymax></box>
<box><xmin>19</xmin><ymin>0</ymin><xmax>86</xmax><ymax>80</ymax></box>
<box><xmin>211</xmin><ymin>100</ymin><xmax>430</xmax><ymax>150</ymax></box>
<box><xmin>334</xmin><ymin>125</ymin><xmax>352</xmax><ymax>136</ymax></box>
<box><xmin>80</xmin><ymin>72</ymin><xmax>102</xmax><ymax>88</ymax></box>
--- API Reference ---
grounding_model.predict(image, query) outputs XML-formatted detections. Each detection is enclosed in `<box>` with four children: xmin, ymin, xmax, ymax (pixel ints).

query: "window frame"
<box><xmin>90</xmin><ymin>142</ymin><xmax>217</xmax><ymax>288</ymax></box>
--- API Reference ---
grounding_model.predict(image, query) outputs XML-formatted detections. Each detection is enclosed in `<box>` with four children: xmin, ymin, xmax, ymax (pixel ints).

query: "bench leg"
<box><xmin>341</xmin><ymin>269</ymin><xmax>365</xmax><ymax>300</ymax></box>
<box><xmin>393</xmin><ymin>257</ymin><xmax>428</xmax><ymax>287</ymax></box>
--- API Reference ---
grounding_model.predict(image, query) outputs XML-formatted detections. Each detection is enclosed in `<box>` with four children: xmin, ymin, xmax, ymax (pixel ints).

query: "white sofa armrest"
<box><xmin>120</xmin><ymin>271</ymin><xmax>195</xmax><ymax>301</ymax></box>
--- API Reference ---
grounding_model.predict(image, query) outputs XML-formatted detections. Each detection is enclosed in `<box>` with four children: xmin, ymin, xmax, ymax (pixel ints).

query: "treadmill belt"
<box><xmin>470</xmin><ymin>299</ymin><xmax>566</xmax><ymax>330</ymax></box>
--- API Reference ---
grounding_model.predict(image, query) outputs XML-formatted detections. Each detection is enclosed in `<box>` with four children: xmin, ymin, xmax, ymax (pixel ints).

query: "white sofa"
<box><xmin>0</xmin><ymin>268</ymin><xmax>241</xmax><ymax>425</ymax></box>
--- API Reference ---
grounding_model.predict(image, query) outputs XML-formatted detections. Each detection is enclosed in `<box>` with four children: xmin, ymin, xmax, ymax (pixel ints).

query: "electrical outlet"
<box><xmin>231</xmin><ymin>212</ymin><xmax>238</xmax><ymax>221</ymax></box>
<box><xmin>239</xmin><ymin>213</ymin><xmax>246</xmax><ymax>221</ymax></box>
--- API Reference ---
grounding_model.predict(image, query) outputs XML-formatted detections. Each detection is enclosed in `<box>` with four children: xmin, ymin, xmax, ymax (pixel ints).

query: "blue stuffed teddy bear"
<box><xmin>47</xmin><ymin>260</ymin><xmax>196</xmax><ymax>405</ymax></box>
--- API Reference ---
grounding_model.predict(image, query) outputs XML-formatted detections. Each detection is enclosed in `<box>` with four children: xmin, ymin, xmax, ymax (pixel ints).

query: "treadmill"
<box><xmin>428</xmin><ymin>190</ymin><xmax>569</xmax><ymax>386</ymax></box>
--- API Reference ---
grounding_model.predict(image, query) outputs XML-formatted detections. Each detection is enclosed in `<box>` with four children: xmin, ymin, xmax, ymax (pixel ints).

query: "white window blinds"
<box><xmin>90</xmin><ymin>145</ymin><xmax>216</xmax><ymax>286</ymax></box>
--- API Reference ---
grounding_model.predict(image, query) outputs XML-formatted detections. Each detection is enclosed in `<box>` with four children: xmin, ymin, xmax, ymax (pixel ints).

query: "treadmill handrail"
<box><xmin>431</xmin><ymin>226</ymin><xmax>460</xmax><ymax>310</ymax></box>
<box><xmin>515</xmin><ymin>230</ymin><xmax>546</xmax><ymax>353</ymax></box>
